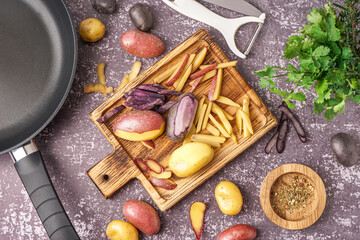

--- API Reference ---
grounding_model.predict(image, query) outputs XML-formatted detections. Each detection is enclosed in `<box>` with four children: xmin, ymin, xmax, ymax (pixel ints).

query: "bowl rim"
<box><xmin>259</xmin><ymin>163</ymin><xmax>326</xmax><ymax>230</ymax></box>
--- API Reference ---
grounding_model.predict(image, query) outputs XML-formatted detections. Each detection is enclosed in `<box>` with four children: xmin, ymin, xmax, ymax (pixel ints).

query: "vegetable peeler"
<box><xmin>162</xmin><ymin>0</ymin><xmax>266</xmax><ymax>59</ymax></box>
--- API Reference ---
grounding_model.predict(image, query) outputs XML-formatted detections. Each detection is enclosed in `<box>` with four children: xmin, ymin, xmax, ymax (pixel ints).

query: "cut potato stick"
<box><xmin>216</xmin><ymin>96</ymin><xmax>241</xmax><ymax>108</ymax></box>
<box><xmin>165</xmin><ymin>54</ymin><xmax>190</xmax><ymax>86</ymax></box>
<box><xmin>128</xmin><ymin>61</ymin><xmax>142</xmax><ymax>81</ymax></box>
<box><xmin>191</xmin><ymin>138</ymin><xmax>221</xmax><ymax>148</ymax></box>
<box><xmin>174</xmin><ymin>54</ymin><xmax>196</xmax><ymax>88</ymax></box>
<box><xmin>196</xmin><ymin>103</ymin><xmax>208</xmax><ymax>133</ymax></box>
<box><xmin>194</xmin><ymin>96</ymin><xmax>206</xmax><ymax>125</ymax></box>
<box><xmin>154</xmin><ymin>63</ymin><xmax>180</xmax><ymax>83</ymax></box>
<box><xmin>213</xmin><ymin>68</ymin><xmax>223</xmax><ymax>100</ymax></box>
<box><xmin>115</xmin><ymin>74</ymin><xmax>130</xmax><ymax>93</ymax></box>
<box><xmin>230</xmin><ymin>133</ymin><xmax>238</xmax><ymax>144</ymax></box>
<box><xmin>199</xmin><ymin>61</ymin><xmax>237</xmax><ymax>69</ymax></box>
<box><xmin>242</xmin><ymin>98</ymin><xmax>251</xmax><ymax>137</ymax></box>
<box><xmin>84</xmin><ymin>83</ymin><xmax>107</xmax><ymax>96</ymax></box>
<box><xmin>206</xmin><ymin>123</ymin><xmax>220</xmax><ymax>136</ymax></box>
<box><xmin>97</xmin><ymin>63</ymin><xmax>106</xmax><ymax>85</ymax></box>
<box><xmin>238</xmin><ymin>109</ymin><xmax>253</xmax><ymax>137</ymax></box>
<box><xmin>192</xmin><ymin>47</ymin><xmax>207</xmax><ymax>73</ymax></box>
<box><xmin>190</xmin><ymin>75</ymin><xmax>204</xmax><ymax>93</ymax></box>
<box><xmin>189</xmin><ymin>63</ymin><xmax>217</xmax><ymax>80</ymax></box>
<box><xmin>212</xmin><ymin>105</ymin><xmax>233</xmax><ymax>135</ymax></box>
<box><xmin>236</xmin><ymin>110</ymin><xmax>243</xmax><ymax>134</ymax></box>
<box><xmin>208</xmin><ymin>71</ymin><xmax>218</xmax><ymax>101</ymax></box>
<box><xmin>183</xmin><ymin>124</ymin><xmax>196</xmax><ymax>145</ymax></box>
<box><xmin>189</xmin><ymin>69</ymin><xmax>217</xmax><ymax>86</ymax></box>
<box><xmin>202</xmin><ymin>101</ymin><xmax>212</xmax><ymax>130</ymax></box>
<box><xmin>191</xmin><ymin>134</ymin><xmax>226</xmax><ymax>143</ymax></box>
<box><xmin>212</xmin><ymin>102</ymin><xmax>234</xmax><ymax>120</ymax></box>
<box><xmin>209</xmin><ymin>114</ymin><xmax>230</xmax><ymax>138</ymax></box>
<box><xmin>175</xmin><ymin>64</ymin><xmax>193</xmax><ymax>92</ymax></box>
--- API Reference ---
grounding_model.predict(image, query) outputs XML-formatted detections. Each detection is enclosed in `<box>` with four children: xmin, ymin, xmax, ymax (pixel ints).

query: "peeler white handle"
<box><xmin>162</xmin><ymin>0</ymin><xmax>265</xmax><ymax>59</ymax></box>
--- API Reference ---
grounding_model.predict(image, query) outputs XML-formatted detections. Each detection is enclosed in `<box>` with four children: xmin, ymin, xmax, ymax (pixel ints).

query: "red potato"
<box><xmin>113</xmin><ymin>110</ymin><xmax>165</xmax><ymax>141</ymax></box>
<box><xmin>217</xmin><ymin>225</ymin><xmax>257</xmax><ymax>240</ymax></box>
<box><xmin>123</xmin><ymin>200</ymin><xmax>161</xmax><ymax>236</ymax></box>
<box><xmin>149</xmin><ymin>176</ymin><xmax>177</xmax><ymax>190</ymax></box>
<box><xmin>121</xmin><ymin>30</ymin><xmax>164</xmax><ymax>58</ymax></box>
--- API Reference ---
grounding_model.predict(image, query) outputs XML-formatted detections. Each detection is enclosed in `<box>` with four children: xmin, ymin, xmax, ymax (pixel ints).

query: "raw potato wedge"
<box><xmin>212</xmin><ymin>105</ymin><xmax>233</xmax><ymax>135</ymax></box>
<box><xmin>148</xmin><ymin>170</ymin><xmax>172</xmax><ymax>179</ymax></box>
<box><xmin>199</xmin><ymin>61</ymin><xmax>237</xmax><ymax>69</ymax></box>
<box><xmin>202</xmin><ymin>101</ymin><xmax>213</xmax><ymax>130</ymax></box>
<box><xmin>230</xmin><ymin>133</ymin><xmax>238</xmax><ymax>144</ymax></box>
<box><xmin>165</xmin><ymin>54</ymin><xmax>190</xmax><ymax>86</ymax></box>
<box><xmin>190</xmin><ymin>202</ymin><xmax>207</xmax><ymax>240</ymax></box>
<box><xmin>236</xmin><ymin>110</ymin><xmax>243</xmax><ymax>134</ymax></box>
<box><xmin>192</xmin><ymin>47</ymin><xmax>207</xmax><ymax>73</ymax></box>
<box><xmin>216</xmin><ymin>96</ymin><xmax>241</xmax><ymax>108</ymax></box>
<box><xmin>141</xmin><ymin>140</ymin><xmax>155</xmax><ymax>150</ymax></box>
<box><xmin>183</xmin><ymin>124</ymin><xmax>195</xmax><ymax>145</ymax></box>
<box><xmin>238</xmin><ymin>109</ymin><xmax>254</xmax><ymax>137</ymax></box>
<box><xmin>194</xmin><ymin>96</ymin><xmax>206</xmax><ymax>125</ymax></box>
<box><xmin>206</xmin><ymin>123</ymin><xmax>220</xmax><ymax>136</ymax></box>
<box><xmin>97</xmin><ymin>63</ymin><xmax>106</xmax><ymax>85</ymax></box>
<box><xmin>134</xmin><ymin>158</ymin><xmax>149</xmax><ymax>172</ymax></box>
<box><xmin>153</xmin><ymin>63</ymin><xmax>180</xmax><ymax>83</ymax></box>
<box><xmin>150</xmin><ymin>176</ymin><xmax>177</xmax><ymax>190</ymax></box>
<box><xmin>212</xmin><ymin>102</ymin><xmax>234</xmax><ymax>120</ymax></box>
<box><xmin>174</xmin><ymin>54</ymin><xmax>196</xmax><ymax>88</ymax></box>
<box><xmin>209</xmin><ymin>114</ymin><xmax>230</xmax><ymax>138</ymax></box>
<box><xmin>188</xmin><ymin>69</ymin><xmax>217</xmax><ymax>86</ymax></box>
<box><xmin>128</xmin><ymin>61</ymin><xmax>142</xmax><ymax>81</ymax></box>
<box><xmin>145</xmin><ymin>159</ymin><xmax>164</xmax><ymax>174</ymax></box>
<box><xmin>213</xmin><ymin>68</ymin><xmax>223</xmax><ymax>100</ymax></box>
<box><xmin>196</xmin><ymin>103</ymin><xmax>208</xmax><ymax>133</ymax></box>
<box><xmin>191</xmin><ymin>134</ymin><xmax>226</xmax><ymax>143</ymax></box>
<box><xmin>115</xmin><ymin>74</ymin><xmax>130</xmax><ymax>92</ymax></box>
<box><xmin>175</xmin><ymin>64</ymin><xmax>193</xmax><ymax>92</ymax></box>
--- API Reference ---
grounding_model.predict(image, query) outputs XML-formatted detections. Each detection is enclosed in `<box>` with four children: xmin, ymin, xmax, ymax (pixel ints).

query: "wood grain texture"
<box><xmin>260</xmin><ymin>163</ymin><xmax>326</xmax><ymax>230</ymax></box>
<box><xmin>87</xmin><ymin>29</ymin><xmax>277</xmax><ymax>211</ymax></box>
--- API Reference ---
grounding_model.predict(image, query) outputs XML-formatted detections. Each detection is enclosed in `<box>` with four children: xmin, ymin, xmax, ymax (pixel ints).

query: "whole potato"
<box><xmin>169</xmin><ymin>142</ymin><xmax>214</xmax><ymax>177</ymax></box>
<box><xmin>129</xmin><ymin>3</ymin><xmax>153</xmax><ymax>32</ymax></box>
<box><xmin>113</xmin><ymin>110</ymin><xmax>165</xmax><ymax>141</ymax></box>
<box><xmin>215</xmin><ymin>181</ymin><xmax>243</xmax><ymax>215</ymax></box>
<box><xmin>123</xmin><ymin>200</ymin><xmax>160</xmax><ymax>236</ymax></box>
<box><xmin>106</xmin><ymin>220</ymin><xmax>138</xmax><ymax>240</ymax></box>
<box><xmin>79</xmin><ymin>18</ymin><xmax>105</xmax><ymax>42</ymax></box>
<box><xmin>91</xmin><ymin>0</ymin><xmax>117</xmax><ymax>14</ymax></box>
<box><xmin>217</xmin><ymin>224</ymin><xmax>257</xmax><ymax>240</ymax></box>
<box><xmin>121</xmin><ymin>30</ymin><xmax>164</xmax><ymax>58</ymax></box>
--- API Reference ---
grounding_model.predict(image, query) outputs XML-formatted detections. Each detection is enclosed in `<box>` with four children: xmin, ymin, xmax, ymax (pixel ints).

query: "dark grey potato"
<box><xmin>330</xmin><ymin>133</ymin><xmax>359</xmax><ymax>167</ymax></box>
<box><xmin>167</xmin><ymin>93</ymin><xmax>198</xmax><ymax>142</ymax></box>
<box><xmin>91</xmin><ymin>0</ymin><xmax>117</xmax><ymax>14</ymax></box>
<box><xmin>129</xmin><ymin>3</ymin><xmax>153</xmax><ymax>32</ymax></box>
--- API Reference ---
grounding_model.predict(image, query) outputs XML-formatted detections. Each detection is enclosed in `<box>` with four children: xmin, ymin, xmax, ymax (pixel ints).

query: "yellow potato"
<box><xmin>169</xmin><ymin>142</ymin><xmax>214</xmax><ymax>177</ymax></box>
<box><xmin>106</xmin><ymin>220</ymin><xmax>138</xmax><ymax>240</ymax></box>
<box><xmin>215</xmin><ymin>181</ymin><xmax>243</xmax><ymax>215</ymax></box>
<box><xmin>79</xmin><ymin>18</ymin><xmax>105</xmax><ymax>42</ymax></box>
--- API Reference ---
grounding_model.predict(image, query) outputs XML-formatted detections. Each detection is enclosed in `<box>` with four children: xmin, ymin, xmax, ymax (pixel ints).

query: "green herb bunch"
<box><xmin>255</xmin><ymin>1</ymin><xmax>360</xmax><ymax>120</ymax></box>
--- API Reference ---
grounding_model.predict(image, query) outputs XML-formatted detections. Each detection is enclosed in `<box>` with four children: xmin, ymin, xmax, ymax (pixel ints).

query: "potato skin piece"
<box><xmin>217</xmin><ymin>224</ymin><xmax>256</xmax><ymax>240</ymax></box>
<box><xmin>123</xmin><ymin>200</ymin><xmax>161</xmax><ymax>236</ymax></box>
<box><xmin>121</xmin><ymin>30</ymin><xmax>164</xmax><ymax>58</ymax></box>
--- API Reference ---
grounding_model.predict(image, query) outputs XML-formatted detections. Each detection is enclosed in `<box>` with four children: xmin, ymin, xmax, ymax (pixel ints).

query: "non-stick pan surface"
<box><xmin>0</xmin><ymin>0</ymin><xmax>76</xmax><ymax>154</ymax></box>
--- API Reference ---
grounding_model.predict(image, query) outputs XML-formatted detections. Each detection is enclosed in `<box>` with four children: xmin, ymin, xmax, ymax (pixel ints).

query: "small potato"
<box><xmin>217</xmin><ymin>224</ymin><xmax>256</xmax><ymax>240</ymax></box>
<box><xmin>121</xmin><ymin>30</ymin><xmax>164</xmax><ymax>58</ymax></box>
<box><xmin>169</xmin><ymin>142</ymin><xmax>214</xmax><ymax>177</ymax></box>
<box><xmin>106</xmin><ymin>220</ymin><xmax>138</xmax><ymax>240</ymax></box>
<box><xmin>123</xmin><ymin>200</ymin><xmax>160</xmax><ymax>236</ymax></box>
<box><xmin>129</xmin><ymin>3</ymin><xmax>153</xmax><ymax>32</ymax></box>
<box><xmin>113</xmin><ymin>110</ymin><xmax>165</xmax><ymax>141</ymax></box>
<box><xmin>79</xmin><ymin>18</ymin><xmax>105</xmax><ymax>42</ymax></box>
<box><xmin>215</xmin><ymin>181</ymin><xmax>243</xmax><ymax>215</ymax></box>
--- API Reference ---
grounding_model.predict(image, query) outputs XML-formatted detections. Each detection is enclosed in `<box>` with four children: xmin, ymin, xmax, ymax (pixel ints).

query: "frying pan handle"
<box><xmin>13</xmin><ymin>151</ymin><xmax>80</xmax><ymax>240</ymax></box>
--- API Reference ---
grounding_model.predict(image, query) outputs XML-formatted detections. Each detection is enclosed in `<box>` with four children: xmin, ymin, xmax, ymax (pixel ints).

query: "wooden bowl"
<box><xmin>260</xmin><ymin>163</ymin><xmax>326</xmax><ymax>230</ymax></box>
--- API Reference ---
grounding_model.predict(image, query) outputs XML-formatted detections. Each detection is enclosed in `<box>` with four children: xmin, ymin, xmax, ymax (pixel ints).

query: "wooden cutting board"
<box><xmin>87</xmin><ymin>29</ymin><xmax>277</xmax><ymax>211</ymax></box>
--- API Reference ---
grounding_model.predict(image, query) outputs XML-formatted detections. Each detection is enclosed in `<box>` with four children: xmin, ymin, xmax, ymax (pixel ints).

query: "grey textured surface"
<box><xmin>1</xmin><ymin>0</ymin><xmax>360</xmax><ymax>239</ymax></box>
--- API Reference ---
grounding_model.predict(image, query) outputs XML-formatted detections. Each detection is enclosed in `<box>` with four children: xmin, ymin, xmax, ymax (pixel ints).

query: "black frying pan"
<box><xmin>0</xmin><ymin>0</ymin><xmax>79</xmax><ymax>239</ymax></box>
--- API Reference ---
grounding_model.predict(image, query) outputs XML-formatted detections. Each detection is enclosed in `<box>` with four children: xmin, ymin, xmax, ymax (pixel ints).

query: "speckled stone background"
<box><xmin>1</xmin><ymin>0</ymin><xmax>360</xmax><ymax>239</ymax></box>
